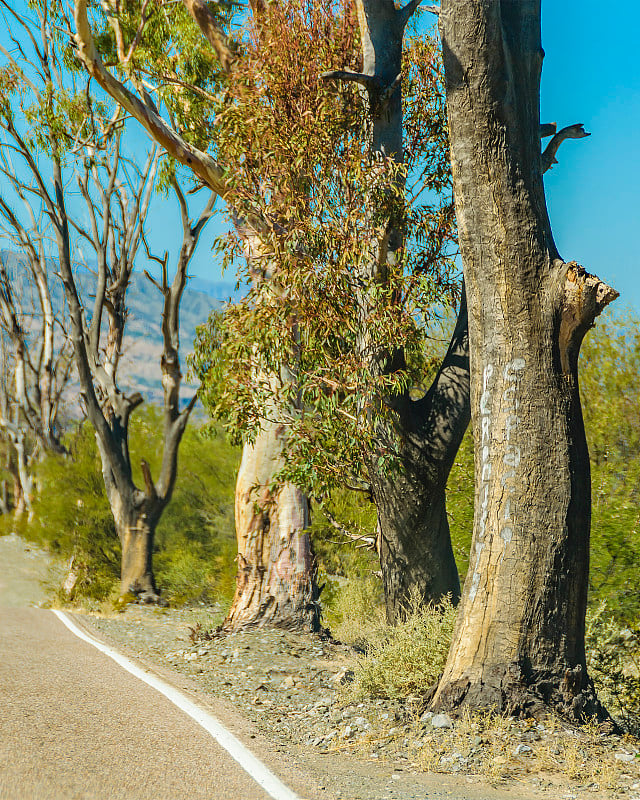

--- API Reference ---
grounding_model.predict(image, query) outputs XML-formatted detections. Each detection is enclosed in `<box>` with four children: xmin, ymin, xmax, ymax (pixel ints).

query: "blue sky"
<box><xmin>1</xmin><ymin>2</ymin><xmax>637</xmax><ymax>310</ymax></box>
<box><xmin>540</xmin><ymin>0</ymin><xmax>640</xmax><ymax>312</ymax></box>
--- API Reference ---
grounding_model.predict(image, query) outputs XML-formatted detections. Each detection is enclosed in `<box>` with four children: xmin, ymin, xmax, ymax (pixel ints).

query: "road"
<box><xmin>0</xmin><ymin>534</ymin><xmax>536</xmax><ymax>800</ymax></box>
<box><xmin>0</xmin><ymin>536</ymin><xmax>304</xmax><ymax>800</ymax></box>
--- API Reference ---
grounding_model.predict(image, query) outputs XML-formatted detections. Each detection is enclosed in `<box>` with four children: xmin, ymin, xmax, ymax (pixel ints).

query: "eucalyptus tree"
<box><xmin>189</xmin><ymin>0</ymin><xmax>474</xmax><ymax>623</ymax></box>
<box><xmin>0</xmin><ymin>0</ymin><xmax>213</xmax><ymax>600</ymax></box>
<box><xmin>429</xmin><ymin>0</ymin><xmax>617</xmax><ymax>719</ymax></box>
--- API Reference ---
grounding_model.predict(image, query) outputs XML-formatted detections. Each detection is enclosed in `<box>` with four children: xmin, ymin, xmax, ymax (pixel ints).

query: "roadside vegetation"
<box><xmin>3</xmin><ymin>408</ymin><xmax>239</xmax><ymax>608</ymax></box>
<box><xmin>2</xmin><ymin>309</ymin><xmax>638</xmax><ymax>732</ymax></box>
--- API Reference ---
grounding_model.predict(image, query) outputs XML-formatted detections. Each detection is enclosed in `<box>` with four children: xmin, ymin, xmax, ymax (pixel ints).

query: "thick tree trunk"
<box><xmin>224</xmin><ymin>421</ymin><xmax>318</xmax><ymax>631</ymax></box>
<box><xmin>117</xmin><ymin>514</ymin><xmax>157</xmax><ymax>600</ymax></box>
<box><xmin>375</xmin><ymin>291</ymin><xmax>470</xmax><ymax>620</ymax></box>
<box><xmin>431</xmin><ymin>0</ymin><xmax>617</xmax><ymax>719</ymax></box>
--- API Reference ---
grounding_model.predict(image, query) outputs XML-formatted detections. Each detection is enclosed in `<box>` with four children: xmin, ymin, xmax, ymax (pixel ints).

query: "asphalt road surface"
<box><xmin>0</xmin><ymin>536</ymin><xmax>304</xmax><ymax>800</ymax></box>
<box><xmin>0</xmin><ymin>535</ymin><xmax>533</xmax><ymax>800</ymax></box>
<box><xmin>0</xmin><ymin>606</ymin><xmax>305</xmax><ymax>800</ymax></box>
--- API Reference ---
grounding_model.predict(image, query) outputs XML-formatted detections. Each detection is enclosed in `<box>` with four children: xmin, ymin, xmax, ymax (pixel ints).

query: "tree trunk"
<box><xmin>224</xmin><ymin>420</ymin><xmax>318</xmax><ymax>631</ymax></box>
<box><xmin>431</xmin><ymin>0</ymin><xmax>617</xmax><ymax>719</ymax></box>
<box><xmin>375</xmin><ymin>290</ymin><xmax>470</xmax><ymax>620</ymax></box>
<box><xmin>117</xmin><ymin>513</ymin><xmax>158</xmax><ymax>600</ymax></box>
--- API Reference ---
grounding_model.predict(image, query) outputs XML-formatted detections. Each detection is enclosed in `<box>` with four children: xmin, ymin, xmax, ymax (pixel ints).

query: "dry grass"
<box><xmin>412</xmin><ymin>711</ymin><xmax>640</xmax><ymax>791</ymax></box>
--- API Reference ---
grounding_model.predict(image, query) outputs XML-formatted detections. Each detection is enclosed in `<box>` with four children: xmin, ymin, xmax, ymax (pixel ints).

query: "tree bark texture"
<box><xmin>224</xmin><ymin>420</ymin><xmax>318</xmax><ymax>631</ymax></box>
<box><xmin>118</xmin><ymin>516</ymin><xmax>157</xmax><ymax>598</ymax></box>
<box><xmin>375</xmin><ymin>290</ymin><xmax>470</xmax><ymax>619</ymax></box>
<box><xmin>431</xmin><ymin>0</ymin><xmax>617</xmax><ymax>719</ymax></box>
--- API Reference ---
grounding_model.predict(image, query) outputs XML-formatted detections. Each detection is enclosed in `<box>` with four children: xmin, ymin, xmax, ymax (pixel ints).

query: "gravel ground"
<box><xmin>80</xmin><ymin>602</ymin><xmax>640</xmax><ymax>800</ymax></box>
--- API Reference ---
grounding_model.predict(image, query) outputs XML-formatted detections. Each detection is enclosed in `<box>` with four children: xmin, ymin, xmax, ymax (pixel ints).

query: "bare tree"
<box><xmin>0</xmin><ymin>1</ymin><xmax>214</xmax><ymax>599</ymax></box>
<box><xmin>429</xmin><ymin>0</ymin><xmax>617</xmax><ymax>719</ymax></box>
<box><xmin>66</xmin><ymin>148</ymin><xmax>215</xmax><ymax>598</ymax></box>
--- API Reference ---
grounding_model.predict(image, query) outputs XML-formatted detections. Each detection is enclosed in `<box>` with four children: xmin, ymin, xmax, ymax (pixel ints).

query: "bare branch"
<box><xmin>542</xmin><ymin>123</ymin><xmax>590</xmax><ymax>173</ymax></box>
<box><xmin>398</xmin><ymin>0</ymin><xmax>426</xmax><ymax>27</ymax></box>
<box><xmin>321</xmin><ymin>70</ymin><xmax>378</xmax><ymax>88</ymax></box>
<box><xmin>140</xmin><ymin>458</ymin><xmax>157</xmax><ymax>501</ymax></box>
<box><xmin>73</xmin><ymin>0</ymin><xmax>228</xmax><ymax>196</ymax></box>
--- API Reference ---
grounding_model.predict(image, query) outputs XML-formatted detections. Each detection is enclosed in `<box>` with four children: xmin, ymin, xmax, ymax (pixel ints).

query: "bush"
<box><xmin>323</xmin><ymin>574</ymin><xmax>385</xmax><ymax>649</ymax></box>
<box><xmin>586</xmin><ymin>602</ymin><xmax>640</xmax><ymax>733</ymax></box>
<box><xmin>350</xmin><ymin>591</ymin><xmax>457</xmax><ymax>700</ymax></box>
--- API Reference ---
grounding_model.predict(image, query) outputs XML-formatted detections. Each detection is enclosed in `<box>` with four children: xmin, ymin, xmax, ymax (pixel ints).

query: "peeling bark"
<box><xmin>224</xmin><ymin>424</ymin><xmax>318</xmax><ymax>631</ymax></box>
<box><xmin>118</xmin><ymin>515</ymin><xmax>157</xmax><ymax>600</ymax></box>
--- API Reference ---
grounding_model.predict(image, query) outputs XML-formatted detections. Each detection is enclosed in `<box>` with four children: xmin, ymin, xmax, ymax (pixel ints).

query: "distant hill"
<box><xmin>0</xmin><ymin>249</ymin><xmax>236</xmax><ymax>406</ymax></box>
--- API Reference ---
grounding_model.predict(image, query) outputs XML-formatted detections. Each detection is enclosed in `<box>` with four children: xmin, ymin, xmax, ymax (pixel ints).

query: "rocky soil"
<box><xmin>80</xmin><ymin>602</ymin><xmax>640</xmax><ymax>800</ymax></box>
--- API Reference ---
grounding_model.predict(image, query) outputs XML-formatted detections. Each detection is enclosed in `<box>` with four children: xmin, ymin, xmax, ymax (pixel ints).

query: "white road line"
<box><xmin>52</xmin><ymin>609</ymin><xmax>301</xmax><ymax>800</ymax></box>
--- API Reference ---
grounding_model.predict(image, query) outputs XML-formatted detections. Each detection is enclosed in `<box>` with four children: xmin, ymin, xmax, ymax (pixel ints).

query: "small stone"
<box><xmin>514</xmin><ymin>744</ymin><xmax>532</xmax><ymax>755</ymax></box>
<box><xmin>342</xmin><ymin>725</ymin><xmax>353</xmax><ymax>739</ymax></box>
<box><xmin>419</xmin><ymin>710</ymin><xmax>433</xmax><ymax>724</ymax></box>
<box><xmin>332</xmin><ymin>667</ymin><xmax>355</xmax><ymax>685</ymax></box>
<box><xmin>615</xmin><ymin>752</ymin><xmax>636</xmax><ymax>763</ymax></box>
<box><xmin>431</xmin><ymin>713</ymin><xmax>453</xmax><ymax>729</ymax></box>
<box><xmin>281</xmin><ymin>675</ymin><xmax>295</xmax><ymax>689</ymax></box>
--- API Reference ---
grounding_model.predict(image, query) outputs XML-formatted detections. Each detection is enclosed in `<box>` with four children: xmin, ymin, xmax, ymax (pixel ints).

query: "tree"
<box><xmin>71</xmin><ymin>0</ymin><xmax>474</xmax><ymax>626</ymax></box>
<box><xmin>0</xmin><ymin>1</ymin><xmax>213</xmax><ymax>600</ymax></box>
<box><xmin>0</xmin><ymin>245</ymin><xmax>71</xmax><ymax>513</ymax></box>
<box><xmin>168</xmin><ymin>0</ymin><xmax>470</xmax><ymax>622</ymax></box>
<box><xmin>430</xmin><ymin>0</ymin><xmax>617</xmax><ymax>719</ymax></box>
<box><xmin>71</xmin><ymin>0</ymin><xmax>335</xmax><ymax>628</ymax></box>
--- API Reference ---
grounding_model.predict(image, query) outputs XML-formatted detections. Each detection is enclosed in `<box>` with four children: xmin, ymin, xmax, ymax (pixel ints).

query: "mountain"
<box><xmin>0</xmin><ymin>249</ymin><xmax>235</xmax><ymax>406</ymax></box>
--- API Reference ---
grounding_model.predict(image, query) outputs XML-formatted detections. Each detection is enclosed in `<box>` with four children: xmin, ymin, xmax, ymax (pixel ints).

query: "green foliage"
<box><xmin>323</xmin><ymin>574</ymin><xmax>384</xmax><ymax>649</ymax></box>
<box><xmin>86</xmin><ymin>0</ymin><xmax>230</xmax><ymax>157</ymax></box>
<box><xmin>445</xmin><ymin>426</ymin><xmax>475</xmax><ymax>581</ymax></box>
<box><xmin>349</xmin><ymin>591</ymin><xmax>457</xmax><ymax>700</ymax></box>
<box><xmin>581</xmin><ymin>310</ymin><xmax>640</xmax><ymax>621</ymax></box>
<box><xmin>309</xmin><ymin>488</ymin><xmax>378</xmax><ymax>579</ymax></box>
<box><xmin>586</xmin><ymin>602</ymin><xmax>640</xmax><ymax>733</ymax></box>
<box><xmin>306</xmin><ymin>487</ymin><xmax>382</xmax><ymax>633</ymax></box>
<box><xmin>190</xmin><ymin>0</ymin><xmax>457</xmax><ymax>500</ymax></box>
<box><xmin>28</xmin><ymin>423</ymin><xmax>120</xmax><ymax>600</ymax></box>
<box><xmin>21</xmin><ymin>407</ymin><xmax>240</xmax><ymax>606</ymax></box>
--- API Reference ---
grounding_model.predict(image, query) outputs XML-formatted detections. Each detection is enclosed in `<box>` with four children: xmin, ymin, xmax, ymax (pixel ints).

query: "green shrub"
<box><xmin>29</xmin><ymin>424</ymin><xmax>120</xmax><ymax>600</ymax></box>
<box><xmin>350</xmin><ymin>591</ymin><xmax>457</xmax><ymax>700</ymax></box>
<box><xmin>323</xmin><ymin>574</ymin><xmax>385</xmax><ymax>648</ymax></box>
<box><xmin>586</xmin><ymin>602</ymin><xmax>640</xmax><ymax>733</ymax></box>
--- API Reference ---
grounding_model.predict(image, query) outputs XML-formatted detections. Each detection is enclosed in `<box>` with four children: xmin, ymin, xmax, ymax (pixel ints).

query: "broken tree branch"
<box><xmin>542</xmin><ymin>123</ymin><xmax>590</xmax><ymax>173</ymax></box>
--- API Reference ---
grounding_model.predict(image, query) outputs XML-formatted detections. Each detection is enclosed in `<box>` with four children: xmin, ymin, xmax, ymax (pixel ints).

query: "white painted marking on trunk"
<box><xmin>52</xmin><ymin>609</ymin><xmax>300</xmax><ymax>800</ymax></box>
